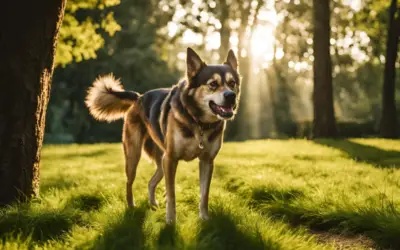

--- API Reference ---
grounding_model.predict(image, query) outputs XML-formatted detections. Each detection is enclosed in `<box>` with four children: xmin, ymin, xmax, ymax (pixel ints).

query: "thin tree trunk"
<box><xmin>380</xmin><ymin>0</ymin><xmax>399</xmax><ymax>138</ymax></box>
<box><xmin>0</xmin><ymin>1</ymin><xmax>67</xmax><ymax>205</ymax></box>
<box><xmin>218</xmin><ymin>0</ymin><xmax>230</xmax><ymax>58</ymax></box>
<box><xmin>225</xmin><ymin>2</ymin><xmax>251</xmax><ymax>140</ymax></box>
<box><xmin>312</xmin><ymin>0</ymin><xmax>337</xmax><ymax>138</ymax></box>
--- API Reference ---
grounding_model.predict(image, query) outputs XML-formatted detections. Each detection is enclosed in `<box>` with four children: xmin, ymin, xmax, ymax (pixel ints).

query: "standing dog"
<box><xmin>85</xmin><ymin>48</ymin><xmax>241</xmax><ymax>223</ymax></box>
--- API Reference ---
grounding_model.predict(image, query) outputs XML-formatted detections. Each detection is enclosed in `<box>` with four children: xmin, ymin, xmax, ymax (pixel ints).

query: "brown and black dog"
<box><xmin>85</xmin><ymin>48</ymin><xmax>241</xmax><ymax>223</ymax></box>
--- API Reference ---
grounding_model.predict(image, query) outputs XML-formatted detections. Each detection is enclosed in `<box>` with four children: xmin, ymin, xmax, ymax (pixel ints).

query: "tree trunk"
<box><xmin>379</xmin><ymin>0</ymin><xmax>399</xmax><ymax>138</ymax></box>
<box><xmin>234</xmin><ymin>25</ymin><xmax>251</xmax><ymax>140</ymax></box>
<box><xmin>312</xmin><ymin>0</ymin><xmax>337</xmax><ymax>138</ymax></box>
<box><xmin>0</xmin><ymin>1</ymin><xmax>66</xmax><ymax>205</ymax></box>
<box><xmin>218</xmin><ymin>0</ymin><xmax>230</xmax><ymax>58</ymax></box>
<box><xmin>224</xmin><ymin>3</ymin><xmax>251</xmax><ymax>140</ymax></box>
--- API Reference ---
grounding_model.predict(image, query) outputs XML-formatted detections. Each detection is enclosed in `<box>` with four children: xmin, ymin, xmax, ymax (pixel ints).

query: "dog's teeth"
<box><xmin>221</xmin><ymin>107</ymin><xmax>232</xmax><ymax>113</ymax></box>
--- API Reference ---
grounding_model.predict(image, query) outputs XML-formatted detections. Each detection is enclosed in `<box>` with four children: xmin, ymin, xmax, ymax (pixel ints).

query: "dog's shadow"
<box><xmin>156</xmin><ymin>223</ymin><xmax>184</xmax><ymax>250</ymax></box>
<box><xmin>90</xmin><ymin>204</ymin><xmax>147</xmax><ymax>250</ymax></box>
<box><xmin>194</xmin><ymin>208</ymin><xmax>267</xmax><ymax>250</ymax></box>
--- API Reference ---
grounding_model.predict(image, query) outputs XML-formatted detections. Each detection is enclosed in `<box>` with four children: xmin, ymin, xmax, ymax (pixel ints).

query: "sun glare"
<box><xmin>250</xmin><ymin>25</ymin><xmax>275</xmax><ymax>62</ymax></box>
<box><xmin>167</xmin><ymin>3</ymin><xmax>281</xmax><ymax>67</ymax></box>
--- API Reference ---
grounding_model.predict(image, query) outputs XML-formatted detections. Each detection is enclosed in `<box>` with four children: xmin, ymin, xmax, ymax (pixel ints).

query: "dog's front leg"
<box><xmin>199</xmin><ymin>157</ymin><xmax>214</xmax><ymax>220</ymax></box>
<box><xmin>163</xmin><ymin>154</ymin><xmax>178</xmax><ymax>224</ymax></box>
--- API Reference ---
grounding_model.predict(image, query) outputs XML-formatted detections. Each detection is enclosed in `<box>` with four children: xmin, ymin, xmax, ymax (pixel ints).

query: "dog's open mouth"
<box><xmin>209</xmin><ymin>101</ymin><xmax>234</xmax><ymax>118</ymax></box>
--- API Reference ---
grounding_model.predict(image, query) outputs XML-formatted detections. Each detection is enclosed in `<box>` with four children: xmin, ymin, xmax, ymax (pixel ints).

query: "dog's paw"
<box><xmin>166</xmin><ymin>217</ymin><xmax>176</xmax><ymax>225</ymax></box>
<box><xmin>199</xmin><ymin>213</ymin><xmax>210</xmax><ymax>221</ymax></box>
<box><xmin>150</xmin><ymin>200</ymin><xmax>159</xmax><ymax>210</ymax></box>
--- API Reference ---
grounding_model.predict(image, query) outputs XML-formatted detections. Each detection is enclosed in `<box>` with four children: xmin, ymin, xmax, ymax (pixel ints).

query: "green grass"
<box><xmin>1</xmin><ymin>138</ymin><xmax>400</xmax><ymax>249</ymax></box>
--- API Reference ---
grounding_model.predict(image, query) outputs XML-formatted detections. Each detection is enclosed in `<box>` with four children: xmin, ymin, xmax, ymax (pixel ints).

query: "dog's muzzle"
<box><xmin>209</xmin><ymin>90</ymin><xmax>237</xmax><ymax>119</ymax></box>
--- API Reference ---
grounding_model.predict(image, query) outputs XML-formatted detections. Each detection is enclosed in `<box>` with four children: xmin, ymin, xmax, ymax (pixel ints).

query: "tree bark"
<box><xmin>0</xmin><ymin>1</ymin><xmax>67</xmax><ymax>205</ymax></box>
<box><xmin>379</xmin><ymin>0</ymin><xmax>399</xmax><ymax>138</ymax></box>
<box><xmin>312</xmin><ymin>0</ymin><xmax>337</xmax><ymax>138</ymax></box>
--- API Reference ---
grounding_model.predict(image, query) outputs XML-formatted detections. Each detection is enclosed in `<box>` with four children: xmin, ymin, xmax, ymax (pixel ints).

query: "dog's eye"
<box><xmin>209</xmin><ymin>81</ymin><xmax>218</xmax><ymax>89</ymax></box>
<box><xmin>228</xmin><ymin>80</ymin><xmax>236</xmax><ymax>87</ymax></box>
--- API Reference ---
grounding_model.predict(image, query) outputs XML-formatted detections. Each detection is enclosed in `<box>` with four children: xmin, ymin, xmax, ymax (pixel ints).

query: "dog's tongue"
<box><xmin>219</xmin><ymin>106</ymin><xmax>233</xmax><ymax>113</ymax></box>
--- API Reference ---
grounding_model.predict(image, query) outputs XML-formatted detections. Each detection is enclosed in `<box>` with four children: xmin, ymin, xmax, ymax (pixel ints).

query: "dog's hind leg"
<box><xmin>143</xmin><ymin>138</ymin><xmax>164</xmax><ymax>209</ymax></box>
<box><xmin>123</xmin><ymin>119</ymin><xmax>145</xmax><ymax>208</ymax></box>
<box><xmin>148</xmin><ymin>149</ymin><xmax>164</xmax><ymax>209</ymax></box>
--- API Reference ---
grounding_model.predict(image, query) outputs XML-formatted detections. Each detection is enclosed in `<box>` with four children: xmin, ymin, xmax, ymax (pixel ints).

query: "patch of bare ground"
<box><xmin>311</xmin><ymin>231</ymin><xmax>378</xmax><ymax>250</ymax></box>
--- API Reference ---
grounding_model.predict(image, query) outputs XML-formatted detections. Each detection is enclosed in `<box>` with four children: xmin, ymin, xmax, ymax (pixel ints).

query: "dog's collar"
<box><xmin>186</xmin><ymin>111</ymin><xmax>221</xmax><ymax>149</ymax></box>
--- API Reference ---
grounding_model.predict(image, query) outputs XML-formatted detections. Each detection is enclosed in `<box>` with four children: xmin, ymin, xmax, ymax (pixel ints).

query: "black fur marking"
<box><xmin>141</xmin><ymin>88</ymin><xmax>170</xmax><ymax>143</ymax></box>
<box><xmin>182</xmin><ymin>91</ymin><xmax>204</xmax><ymax>118</ymax></box>
<box><xmin>175</xmin><ymin>119</ymin><xmax>194</xmax><ymax>138</ymax></box>
<box><xmin>108</xmin><ymin>89</ymin><xmax>139</xmax><ymax>101</ymax></box>
<box><xmin>160</xmin><ymin>86</ymin><xmax>178</xmax><ymax>138</ymax></box>
<box><xmin>143</xmin><ymin>137</ymin><xmax>155</xmax><ymax>157</ymax></box>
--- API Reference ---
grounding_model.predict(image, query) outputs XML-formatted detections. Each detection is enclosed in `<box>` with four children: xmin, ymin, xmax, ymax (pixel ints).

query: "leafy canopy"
<box><xmin>55</xmin><ymin>0</ymin><xmax>121</xmax><ymax>67</ymax></box>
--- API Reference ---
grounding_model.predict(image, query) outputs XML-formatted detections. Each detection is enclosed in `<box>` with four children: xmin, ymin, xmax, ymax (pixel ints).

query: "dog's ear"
<box><xmin>224</xmin><ymin>49</ymin><xmax>238</xmax><ymax>71</ymax></box>
<box><xmin>186</xmin><ymin>47</ymin><xmax>205</xmax><ymax>78</ymax></box>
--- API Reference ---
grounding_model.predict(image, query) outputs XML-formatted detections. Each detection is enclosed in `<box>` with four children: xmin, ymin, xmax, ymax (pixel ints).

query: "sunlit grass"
<box><xmin>1</xmin><ymin>139</ymin><xmax>400</xmax><ymax>249</ymax></box>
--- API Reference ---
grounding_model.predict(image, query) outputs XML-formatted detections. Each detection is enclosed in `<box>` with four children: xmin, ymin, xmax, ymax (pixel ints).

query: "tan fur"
<box><xmin>225</xmin><ymin>72</ymin><xmax>234</xmax><ymax>84</ymax></box>
<box><xmin>206</xmin><ymin>73</ymin><xmax>222</xmax><ymax>85</ymax></box>
<box><xmin>85</xmin><ymin>74</ymin><xmax>136</xmax><ymax>122</ymax></box>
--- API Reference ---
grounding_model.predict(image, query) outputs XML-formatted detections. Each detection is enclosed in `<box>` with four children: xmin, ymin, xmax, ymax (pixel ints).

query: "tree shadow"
<box><xmin>194</xmin><ymin>208</ymin><xmax>267</xmax><ymax>250</ymax></box>
<box><xmin>249</xmin><ymin>186</ymin><xmax>304</xmax><ymax>208</ymax></box>
<box><xmin>39</xmin><ymin>175</ymin><xmax>83</xmax><ymax>192</ymax></box>
<box><xmin>246</xmin><ymin>185</ymin><xmax>400</xmax><ymax>250</ymax></box>
<box><xmin>0</xmin><ymin>192</ymin><xmax>109</xmax><ymax>244</ymax></box>
<box><xmin>43</xmin><ymin>149</ymin><xmax>110</xmax><ymax>161</ymax></box>
<box><xmin>0</xmin><ymin>205</ymin><xmax>80</xmax><ymax>243</ymax></box>
<box><xmin>64</xmin><ymin>193</ymin><xmax>106</xmax><ymax>212</ymax></box>
<box><xmin>60</xmin><ymin>149</ymin><xmax>109</xmax><ymax>160</ymax></box>
<box><xmin>314</xmin><ymin>139</ymin><xmax>400</xmax><ymax>168</ymax></box>
<box><xmin>91</xmin><ymin>204</ymin><xmax>147</xmax><ymax>250</ymax></box>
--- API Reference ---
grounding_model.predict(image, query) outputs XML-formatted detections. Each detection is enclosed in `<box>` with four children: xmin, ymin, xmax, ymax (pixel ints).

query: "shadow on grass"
<box><xmin>0</xmin><ymin>193</ymin><xmax>108</xmax><ymax>244</ymax></box>
<box><xmin>61</xmin><ymin>149</ymin><xmax>110</xmax><ymax>160</ymax></box>
<box><xmin>44</xmin><ymin>149</ymin><xmax>109</xmax><ymax>161</ymax></box>
<box><xmin>40</xmin><ymin>175</ymin><xmax>83</xmax><ymax>192</ymax></box>
<box><xmin>194</xmin><ymin>208</ymin><xmax>267</xmax><ymax>250</ymax></box>
<box><xmin>0</xmin><ymin>206</ymin><xmax>80</xmax><ymax>243</ymax></box>
<box><xmin>246</xmin><ymin>185</ymin><xmax>400</xmax><ymax>249</ymax></box>
<box><xmin>65</xmin><ymin>193</ymin><xmax>106</xmax><ymax>212</ymax></box>
<box><xmin>267</xmin><ymin>204</ymin><xmax>400</xmax><ymax>249</ymax></box>
<box><xmin>156</xmin><ymin>223</ymin><xmax>184</xmax><ymax>250</ymax></box>
<box><xmin>314</xmin><ymin>139</ymin><xmax>400</xmax><ymax>168</ymax></box>
<box><xmin>249</xmin><ymin>186</ymin><xmax>304</xmax><ymax>207</ymax></box>
<box><xmin>91</xmin><ymin>204</ymin><xmax>147</xmax><ymax>250</ymax></box>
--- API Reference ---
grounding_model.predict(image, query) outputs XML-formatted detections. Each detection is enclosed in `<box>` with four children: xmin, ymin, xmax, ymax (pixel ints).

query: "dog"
<box><xmin>85</xmin><ymin>47</ymin><xmax>241</xmax><ymax>223</ymax></box>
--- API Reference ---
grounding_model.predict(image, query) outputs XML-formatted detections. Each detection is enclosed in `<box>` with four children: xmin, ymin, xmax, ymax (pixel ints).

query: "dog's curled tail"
<box><xmin>85</xmin><ymin>74</ymin><xmax>140</xmax><ymax>122</ymax></box>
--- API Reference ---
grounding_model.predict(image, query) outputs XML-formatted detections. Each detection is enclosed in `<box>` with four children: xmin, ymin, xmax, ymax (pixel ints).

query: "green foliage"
<box><xmin>354</xmin><ymin>0</ymin><xmax>392</xmax><ymax>58</ymax></box>
<box><xmin>46</xmin><ymin>0</ymin><xmax>179</xmax><ymax>143</ymax></box>
<box><xmin>2</xmin><ymin>139</ymin><xmax>400</xmax><ymax>249</ymax></box>
<box><xmin>55</xmin><ymin>0</ymin><xmax>121</xmax><ymax>67</ymax></box>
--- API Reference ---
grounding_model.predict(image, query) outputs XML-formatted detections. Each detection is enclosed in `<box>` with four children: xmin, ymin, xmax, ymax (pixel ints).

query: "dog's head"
<box><xmin>185</xmin><ymin>47</ymin><xmax>241</xmax><ymax>122</ymax></box>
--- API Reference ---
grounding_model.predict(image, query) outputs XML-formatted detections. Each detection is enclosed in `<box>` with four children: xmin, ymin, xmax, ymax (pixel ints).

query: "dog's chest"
<box><xmin>173</xmin><ymin>129</ymin><xmax>218</xmax><ymax>161</ymax></box>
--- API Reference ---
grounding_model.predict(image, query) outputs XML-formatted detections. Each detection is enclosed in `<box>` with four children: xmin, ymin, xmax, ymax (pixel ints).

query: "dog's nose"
<box><xmin>223</xmin><ymin>91</ymin><xmax>236</xmax><ymax>105</ymax></box>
